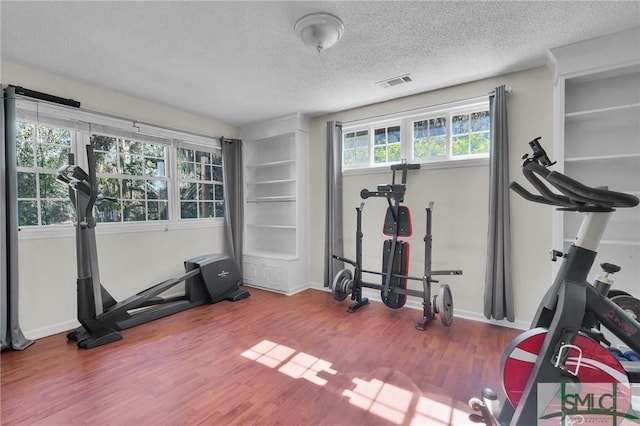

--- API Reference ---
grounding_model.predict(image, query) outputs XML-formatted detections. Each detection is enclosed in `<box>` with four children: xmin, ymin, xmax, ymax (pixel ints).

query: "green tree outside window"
<box><xmin>15</xmin><ymin>121</ymin><xmax>73</xmax><ymax>226</ymax></box>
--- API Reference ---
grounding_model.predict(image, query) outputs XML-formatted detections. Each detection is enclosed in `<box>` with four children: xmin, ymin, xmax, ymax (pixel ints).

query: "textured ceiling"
<box><xmin>2</xmin><ymin>1</ymin><xmax>639</xmax><ymax>127</ymax></box>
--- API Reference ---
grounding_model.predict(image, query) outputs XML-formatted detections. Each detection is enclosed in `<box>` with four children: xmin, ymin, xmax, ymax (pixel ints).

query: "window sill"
<box><xmin>17</xmin><ymin>218</ymin><xmax>224</xmax><ymax>240</ymax></box>
<box><xmin>342</xmin><ymin>157</ymin><xmax>489</xmax><ymax>176</ymax></box>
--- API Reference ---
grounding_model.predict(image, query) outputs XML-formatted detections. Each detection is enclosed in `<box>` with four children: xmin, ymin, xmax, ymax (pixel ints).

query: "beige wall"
<box><xmin>308</xmin><ymin>66</ymin><xmax>556</xmax><ymax>326</ymax></box>
<box><xmin>2</xmin><ymin>61</ymin><xmax>238</xmax><ymax>138</ymax></box>
<box><xmin>5</xmin><ymin>61</ymin><xmax>556</xmax><ymax>336</ymax></box>
<box><xmin>3</xmin><ymin>61</ymin><xmax>237</xmax><ymax>337</ymax></box>
<box><xmin>18</xmin><ymin>229</ymin><xmax>226</xmax><ymax>335</ymax></box>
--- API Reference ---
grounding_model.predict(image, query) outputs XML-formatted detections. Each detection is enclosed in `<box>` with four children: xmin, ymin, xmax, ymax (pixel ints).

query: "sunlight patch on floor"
<box><xmin>343</xmin><ymin>378</ymin><xmax>413</xmax><ymax>424</ymax></box>
<box><xmin>411</xmin><ymin>394</ymin><xmax>477</xmax><ymax>425</ymax></box>
<box><xmin>241</xmin><ymin>339</ymin><xmax>295</xmax><ymax>368</ymax></box>
<box><xmin>241</xmin><ymin>340</ymin><xmax>336</xmax><ymax>386</ymax></box>
<box><xmin>241</xmin><ymin>339</ymin><xmax>477</xmax><ymax>425</ymax></box>
<box><xmin>278</xmin><ymin>352</ymin><xmax>337</xmax><ymax>386</ymax></box>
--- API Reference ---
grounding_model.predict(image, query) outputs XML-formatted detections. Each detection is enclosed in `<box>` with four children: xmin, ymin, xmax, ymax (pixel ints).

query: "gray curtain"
<box><xmin>324</xmin><ymin>121</ymin><xmax>344</xmax><ymax>287</ymax></box>
<box><xmin>2</xmin><ymin>86</ymin><xmax>34</xmax><ymax>350</ymax></box>
<box><xmin>484</xmin><ymin>85</ymin><xmax>514</xmax><ymax>321</ymax></box>
<box><xmin>221</xmin><ymin>137</ymin><xmax>243</xmax><ymax>274</ymax></box>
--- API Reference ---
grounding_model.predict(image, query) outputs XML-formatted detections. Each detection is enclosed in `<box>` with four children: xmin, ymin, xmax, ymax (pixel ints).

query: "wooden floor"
<box><xmin>1</xmin><ymin>288</ymin><xmax>520</xmax><ymax>426</ymax></box>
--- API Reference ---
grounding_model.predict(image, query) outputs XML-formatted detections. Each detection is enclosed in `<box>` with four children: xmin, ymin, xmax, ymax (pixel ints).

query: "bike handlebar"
<box><xmin>511</xmin><ymin>138</ymin><xmax>639</xmax><ymax>210</ymax></box>
<box><xmin>546</xmin><ymin>171</ymin><xmax>638</xmax><ymax>207</ymax></box>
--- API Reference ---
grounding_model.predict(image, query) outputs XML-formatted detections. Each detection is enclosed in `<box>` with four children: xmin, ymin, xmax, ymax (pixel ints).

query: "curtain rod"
<box><xmin>489</xmin><ymin>85</ymin><xmax>513</xmax><ymax>96</ymax></box>
<box><xmin>342</xmin><ymin>85</ymin><xmax>512</xmax><ymax>126</ymax></box>
<box><xmin>11</xmin><ymin>85</ymin><xmax>80</xmax><ymax>108</ymax></box>
<box><xmin>10</xmin><ymin>87</ymin><xmax>220</xmax><ymax>141</ymax></box>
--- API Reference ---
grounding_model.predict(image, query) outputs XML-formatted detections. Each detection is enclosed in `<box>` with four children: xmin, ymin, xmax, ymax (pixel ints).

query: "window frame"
<box><xmin>342</xmin><ymin>129</ymin><xmax>371</xmax><ymax>169</ymax></box>
<box><xmin>448</xmin><ymin>105</ymin><xmax>491</xmax><ymax>159</ymax></box>
<box><xmin>15</xmin><ymin>121</ymin><xmax>79</xmax><ymax>227</ymax></box>
<box><xmin>14</xmin><ymin>98</ymin><xmax>225</xmax><ymax>239</ymax></box>
<box><xmin>176</xmin><ymin>142</ymin><xmax>225</xmax><ymax>221</ymax></box>
<box><xmin>89</xmin><ymin>131</ymin><xmax>172</xmax><ymax>224</ymax></box>
<box><xmin>341</xmin><ymin>98</ymin><xmax>491</xmax><ymax>173</ymax></box>
<box><xmin>372</xmin><ymin>123</ymin><xmax>402</xmax><ymax>166</ymax></box>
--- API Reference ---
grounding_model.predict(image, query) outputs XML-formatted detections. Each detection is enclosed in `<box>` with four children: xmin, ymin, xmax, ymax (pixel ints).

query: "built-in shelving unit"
<box><xmin>240</xmin><ymin>113</ymin><xmax>309</xmax><ymax>294</ymax></box>
<box><xmin>549</xmin><ymin>28</ymin><xmax>640</xmax><ymax>298</ymax></box>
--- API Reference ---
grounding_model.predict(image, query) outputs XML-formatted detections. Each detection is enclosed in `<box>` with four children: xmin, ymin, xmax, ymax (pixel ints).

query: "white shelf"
<box><xmin>241</xmin><ymin>113</ymin><xmax>309</xmax><ymax>295</ymax></box>
<box><xmin>246</xmin><ymin>196</ymin><xmax>296</xmax><ymax>203</ymax></box>
<box><xmin>551</xmin><ymin>30</ymin><xmax>640</xmax><ymax>291</ymax></box>
<box><xmin>244</xmin><ymin>250</ymin><xmax>298</xmax><ymax>261</ymax></box>
<box><xmin>247</xmin><ymin>159</ymin><xmax>295</xmax><ymax>168</ymax></box>
<box><xmin>563</xmin><ymin>156</ymin><xmax>640</xmax><ymax>194</ymax></box>
<box><xmin>565</xmin><ymin>63</ymin><xmax>640</xmax><ymax>85</ymax></box>
<box><xmin>251</xmin><ymin>178</ymin><xmax>296</xmax><ymax>185</ymax></box>
<box><xmin>565</xmin><ymin>103</ymin><xmax>640</xmax><ymax>122</ymax></box>
<box><xmin>565</xmin><ymin>153</ymin><xmax>640</xmax><ymax>162</ymax></box>
<box><xmin>247</xmin><ymin>224</ymin><xmax>296</xmax><ymax>229</ymax></box>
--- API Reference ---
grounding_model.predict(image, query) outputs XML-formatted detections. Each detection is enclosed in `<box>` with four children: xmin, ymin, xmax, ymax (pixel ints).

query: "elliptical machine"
<box><xmin>469</xmin><ymin>138</ymin><xmax>640</xmax><ymax>425</ymax></box>
<box><xmin>57</xmin><ymin>144</ymin><xmax>250</xmax><ymax>349</ymax></box>
<box><xmin>331</xmin><ymin>161</ymin><xmax>462</xmax><ymax>329</ymax></box>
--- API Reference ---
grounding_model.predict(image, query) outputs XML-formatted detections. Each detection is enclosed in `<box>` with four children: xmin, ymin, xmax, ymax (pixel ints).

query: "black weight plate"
<box><xmin>437</xmin><ymin>284</ymin><xmax>453</xmax><ymax>326</ymax></box>
<box><xmin>611</xmin><ymin>295</ymin><xmax>640</xmax><ymax>322</ymax></box>
<box><xmin>607</xmin><ymin>290</ymin><xmax>631</xmax><ymax>299</ymax></box>
<box><xmin>331</xmin><ymin>269</ymin><xmax>352</xmax><ymax>302</ymax></box>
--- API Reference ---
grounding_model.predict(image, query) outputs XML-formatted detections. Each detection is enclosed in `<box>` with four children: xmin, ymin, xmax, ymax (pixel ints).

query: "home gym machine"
<box><xmin>469</xmin><ymin>138</ymin><xmax>640</xmax><ymax>425</ymax></box>
<box><xmin>331</xmin><ymin>161</ymin><xmax>462</xmax><ymax>330</ymax></box>
<box><xmin>57</xmin><ymin>144</ymin><xmax>250</xmax><ymax>349</ymax></box>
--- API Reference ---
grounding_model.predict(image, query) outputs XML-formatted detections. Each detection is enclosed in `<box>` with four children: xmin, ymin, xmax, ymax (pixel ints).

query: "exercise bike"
<box><xmin>331</xmin><ymin>161</ymin><xmax>462</xmax><ymax>330</ymax></box>
<box><xmin>469</xmin><ymin>138</ymin><xmax>640</xmax><ymax>425</ymax></box>
<box><xmin>57</xmin><ymin>144</ymin><xmax>250</xmax><ymax>349</ymax></box>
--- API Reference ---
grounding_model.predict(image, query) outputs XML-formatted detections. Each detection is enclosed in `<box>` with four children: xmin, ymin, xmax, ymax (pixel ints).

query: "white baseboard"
<box><xmin>23</xmin><ymin>283</ymin><xmax>527</xmax><ymax>341</ymax></box>
<box><xmin>310</xmin><ymin>282</ymin><xmax>331</xmax><ymax>292</ymax></box>
<box><xmin>310</xmin><ymin>281</ymin><xmax>529</xmax><ymax>330</ymax></box>
<box><xmin>450</xmin><ymin>309</ymin><xmax>529</xmax><ymax>330</ymax></box>
<box><xmin>285</xmin><ymin>283</ymin><xmax>312</xmax><ymax>296</ymax></box>
<box><xmin>23</xmin><ymin>319</ymin><xmax>80</xmax><ymax>341</ymax></box>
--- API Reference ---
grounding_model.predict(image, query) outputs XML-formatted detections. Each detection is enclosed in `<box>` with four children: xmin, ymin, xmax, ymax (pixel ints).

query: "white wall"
<box><xmin>2</xmin><ymin>61</ymin><xmax>238</xmax><ymax>138</ymax></box>
<box><xmin>4</xmin><ymin>61</ymin><xmax>557</xmax><ymax>336</ymax></box>
<box><xmin>308</xmin><ymin>67</ymin><xmax>556</xmax><ymax>327</ymax></box>
<box><xmin>2</xmin><ymin>61</ymin><xmax>239</xmax><ymax>338</ymax></box>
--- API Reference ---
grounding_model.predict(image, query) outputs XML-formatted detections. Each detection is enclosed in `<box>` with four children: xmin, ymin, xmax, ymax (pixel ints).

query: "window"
<box><xmin>413</xmin><ymin>117</ymin><xmax>446</xmax><ymax>160</ymax></box>
<box><xmin>91</xmin><ymin>134</ymin><xmax>169</xmax><ymax>223</ymax></box>
<box><xmin>343</xmin><ymin>130</ymin><xmax>370</xmax><ymax>168</ymax></box>
<box><xmin>14</xmin><ymin>100</ymin><xmax>224</xmax><ymax>229</ymax></box>
<box><xmin>451</xmin><ymin>111</ymin><xmax>490</xmax><ymax>156</ymax></box>
<box><xmin>177</xmin><ymin>146</ymin><xmax>224</xmax><ymax>219</ymax></box>
<box><xmin>373</xmin><ymin>125</ymin><xmax>401</xmax><ymax>164</ymax></box>
<box><xmin>15</xmin><ymin>121</ymin><xmax>74</xmax><ymax>226</ymax></box>
<box><xmin>342</xmin><ymin>100</ymin><xmax>490</xmax><ymax>170</ymax></box>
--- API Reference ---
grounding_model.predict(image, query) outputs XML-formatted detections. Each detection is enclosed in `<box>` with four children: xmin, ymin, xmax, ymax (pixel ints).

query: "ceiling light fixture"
<box><xmin>294</xmin><ymin>12</ymin><xmax>344</xmax><ymax>53</ymax></box>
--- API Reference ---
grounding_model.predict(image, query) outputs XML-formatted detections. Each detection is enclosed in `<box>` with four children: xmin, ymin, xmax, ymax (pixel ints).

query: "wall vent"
<box><xmin>376</xmin><ymin>74</ymin><xmax>413</xmax><ymax>88</ymax></box>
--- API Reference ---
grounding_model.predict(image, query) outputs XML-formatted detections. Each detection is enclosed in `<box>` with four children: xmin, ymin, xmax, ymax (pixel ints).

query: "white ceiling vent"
<box><xmin>376</xmin><ymin>74</ymin><xmax>413</xmax><ymax>88</ymax></box>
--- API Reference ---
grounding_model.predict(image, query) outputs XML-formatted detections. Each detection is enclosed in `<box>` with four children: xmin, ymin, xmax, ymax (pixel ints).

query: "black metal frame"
<box><xmin>480</xmin><ymin>138</ymin><xmax>640</xmax><ymax>425</ymax></box>
<box><xmin>333</xmin><ymin>162</ymin><xmax>462</xmax><ymax>329</ymax></box>
<box><xmin>57</xmin><ymin>145</ymin><xmax>249</xmax><ymax>349</ymax></box>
